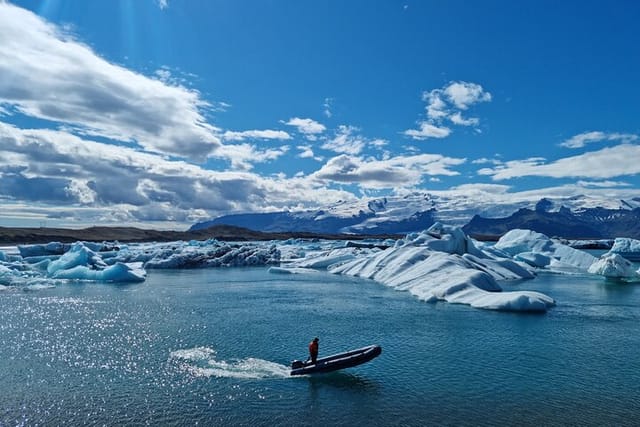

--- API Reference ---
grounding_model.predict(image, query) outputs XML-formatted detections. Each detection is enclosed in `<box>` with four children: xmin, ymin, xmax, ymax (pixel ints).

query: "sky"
<box><xmin>1</xmin><ymin>0</ymin><xmax>640</xmax><ymax>229</ymax></box>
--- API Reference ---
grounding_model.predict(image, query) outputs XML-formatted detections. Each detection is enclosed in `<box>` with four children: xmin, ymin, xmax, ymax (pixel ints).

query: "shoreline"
<box><xmin>0</xmin><ymin>224</ymin><xmax>403</xmax><ymax>245</ymax></box>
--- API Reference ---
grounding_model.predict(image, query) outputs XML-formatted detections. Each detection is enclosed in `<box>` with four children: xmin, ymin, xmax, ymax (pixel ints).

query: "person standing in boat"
<box><xmin>308</xmin><ymin>337</ymin><xmax>319</xmax><ymax>364</ymax></box>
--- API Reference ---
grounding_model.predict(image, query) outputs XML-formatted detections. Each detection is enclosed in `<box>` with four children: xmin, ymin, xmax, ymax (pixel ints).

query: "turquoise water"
<box><xmin>1</xmin><ymin>267</ymin><xmax>640</xmax><ymax>426</ymax></box>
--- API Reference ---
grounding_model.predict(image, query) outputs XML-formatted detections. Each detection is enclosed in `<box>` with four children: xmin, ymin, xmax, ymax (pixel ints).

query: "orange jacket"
<box><xmin>308</xmin><ymin>340</ymin><xmax>319</xmax><ymax>357</ymax></box>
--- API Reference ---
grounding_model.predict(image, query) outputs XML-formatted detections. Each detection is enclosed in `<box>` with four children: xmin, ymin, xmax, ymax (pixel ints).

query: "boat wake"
<box><xmin>169</xmin><ymin>347</ymin><xmax>290</xmax><ymax>379</ymax></box>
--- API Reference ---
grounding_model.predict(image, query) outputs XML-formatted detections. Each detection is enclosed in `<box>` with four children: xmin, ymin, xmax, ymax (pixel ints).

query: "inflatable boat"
<box><xmin>290</xmin><ymin>344</ymin><xmax>382</xmax><ymax>376</ymax></box>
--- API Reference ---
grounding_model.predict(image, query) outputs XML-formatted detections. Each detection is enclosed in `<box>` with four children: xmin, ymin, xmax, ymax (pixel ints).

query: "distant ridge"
<box><xmin>463</xmin><ymin>204</ymin><xmax>640</xmax><ymax>239</ymax></box>
<box><xmin>191</xmin><ymin>194</ymin><xmax>640</xmax><ymax>239</ymax></box>
<box><xmin>0</xmin><ymin>225</ymin><xmax>401</xmax><ymax>245</ymax></box>
<box><xmin>191</xmin><ymin>193</ymin><xmax>640</xmax><ymax>240</ymax></box>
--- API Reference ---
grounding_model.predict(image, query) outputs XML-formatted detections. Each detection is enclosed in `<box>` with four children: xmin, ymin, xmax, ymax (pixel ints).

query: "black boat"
<box><xmin>290</xmin><ymin>344</ymin><xmax>382</xmax><ymax>376</ymax></box>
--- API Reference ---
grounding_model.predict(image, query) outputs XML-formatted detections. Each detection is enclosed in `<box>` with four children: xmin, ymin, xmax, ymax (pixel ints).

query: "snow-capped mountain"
<box><xmin>190</xmin><ymin>193</ymin><xmax>640</xmax><ymax>238</ymax></box>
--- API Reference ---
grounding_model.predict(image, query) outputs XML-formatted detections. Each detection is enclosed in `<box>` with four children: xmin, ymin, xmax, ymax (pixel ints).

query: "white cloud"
<box><xmin>478</xmin><ymin>144</ymin><xmax>640</xmax><ymax>180</ymax></box>
<box><xmin>405</xmin><ymin>81</ymin><xmax>490</xmax><ymax>140</ymax></box>
<box><xmin>222</xmin><ymin>129</ymin><xmax>291</xmax><ymax>141</ymax></box>
<box><xmin>0</xmin><ymin>3</ymin><xmax>219</xmax><ymax>160</ymax></box>
<box><xmin>321</xmin><ymin>125</ymin><xmax>366</xmax><ymax>155</ymax></box>
<box><xmin>323</xmin><ymin>98</ymin><xmax>333</xmax><ymax>118</ymax></box>
<box><xmin>403</xmin><ymin>122</ymin><xmax>451</xmax><ymax>140</ymax></box>
<box><xmin>0</xmin><ymin>121</ymin><xmax>357</xmax><ymax>226</ymax></box>
<box><xmin>369</xmin><ymin>138</ymin><xmax>388</xmax><ymax>148</ymax></box>
<box><xmin>158</xmin><ymin>0</ymin><xmax>169</xmax><ymax>10</ymax></box>
<box><xmin>297</xmin><ymin>145</ymin><xmax>323</xmax><ymax>161</ymax></box>
<box><xmin>449</xmin><ymin>112</ymin><xmax>479</xmax><ymax>126</ymax></box>
<box><xmin>443</xmin><ymin>81</ymin><xmax>492</xmax><ymax>110</ymax></box>
<box><xmin>424</xmin><ymin>91</ymin><xmax>449</xmax><ymax>120</ymax></box>
<box><xmin>472</xmin><ymin>157</ymin><xmax>502</xmax><ymax>165</ymax></box>
<box><xmin>576</xmin><ymin>180</ymin><xmax>631</xmax><ymax>188</ymax></box>
<box><xmin>284</xmin><ymin>117</ymin><xmax>326</xmax><ymax>138</ymax></box>
<box><xmin>560</xmin><ymin>131</ymin><xmax>638</xmax><ymax>148</ymax></box>
<box><xmin>213</xmin><ymin>143</ymin><xmax>290</xmax><ymax>170</ymax></box>
<box><xmin>312</xmin><ymin>153</ymin><xmax>465</xmax><ymax>189</ymax></box>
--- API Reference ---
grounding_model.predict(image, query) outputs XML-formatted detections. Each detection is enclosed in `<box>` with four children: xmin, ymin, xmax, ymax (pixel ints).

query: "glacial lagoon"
<box><xmin>2</xmin><ymin>263</ymin><xmax>640</xmax><ymax>426</ymax></box>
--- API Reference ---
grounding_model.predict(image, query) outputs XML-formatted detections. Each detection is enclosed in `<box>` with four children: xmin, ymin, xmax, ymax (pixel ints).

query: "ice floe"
<box><xmin>1</xmin><ymin>222</ymin><xmax>632</xmax><ymax>308</ymax></box>
<box><xmin>606</xmin><ymin>238</ymin><xmax>640</xmax><ymax>262</ymax></box>
<box><xmin>272</xmin><ymin>223</ymin><xmax>553</xmax><ymax>312</ymax></box>
<box><xmin>1</xmin><ymin>239</ymin><xmax>280</xmax><ymax>287</ymax></box>
<box><xmin>588</xmin><ymin>253</ymin><xmax>640</xmax><ymax>281</ymax></box>
<box><xmin>494</xmin><ymin>229</ymin><xmax>596</xmax><ymax>271</ymax></box>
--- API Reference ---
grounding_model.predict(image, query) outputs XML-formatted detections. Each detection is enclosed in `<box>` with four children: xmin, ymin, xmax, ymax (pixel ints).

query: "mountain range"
<box><xmin>190</xmin><ymin>193</ymin><xmax>640</xmax><ymax>239</ymax></box>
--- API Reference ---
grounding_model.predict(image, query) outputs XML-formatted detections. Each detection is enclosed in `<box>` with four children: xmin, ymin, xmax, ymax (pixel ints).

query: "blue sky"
<box><xmin>1</xmin><ymin>0</ymin><xmax>639</xmax><ymax>228</ymax></box>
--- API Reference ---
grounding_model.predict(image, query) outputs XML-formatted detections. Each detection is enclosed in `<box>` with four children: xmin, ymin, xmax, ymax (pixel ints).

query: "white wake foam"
<box><xmin>169</xmin><ymin>347</ymin><xmax>290</xmax><ymax>379</ymax></box>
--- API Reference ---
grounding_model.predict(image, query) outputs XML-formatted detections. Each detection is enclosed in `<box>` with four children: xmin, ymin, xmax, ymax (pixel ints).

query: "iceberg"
<box><xmin>142</xmin><ymin>241</ymin><xmax>280</xmax><ymax>269</ymax></box>
<box><xmin>51</xmin><ymin>262</ymin><xmax>146</xmax><ymax>282</ymax></box>
<box><xmin>494</xmin><ymin>229</ymin><xmax>596</xmax><ymax>271</ymax></box>
<box><xmin>0</xmin><ymin>238</ymin><xmax>285</xmax><ymax>288</ymax></box>
<box><xmin>326</xmin><ymin>223</ymin><xmax>553</xmax><ymax>312</ymax></box>
<box><xmin>47</xmin><ymin>242</ymin><xmax>107</xmax><ymax>275</ymax></box>
<box><xmin>290</xmin><ymin>247</ymin><xmax>361</xmax><ymax>269</ymax></box>
<box><xmin>607</xmin><ymin>238</ymin><xmax>640</xmax><ymax>262</ymax></box>
<box><xmin>588</xmin><ymin>253</ymin><xmax>639</xmax><ymax>280</ymax></box>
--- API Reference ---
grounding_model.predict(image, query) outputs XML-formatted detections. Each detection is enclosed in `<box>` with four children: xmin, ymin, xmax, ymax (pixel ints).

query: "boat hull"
<box><xmin>290</xmin><ymin>344</ymin><xmax>382</xmax><ymax>376</ymax></box>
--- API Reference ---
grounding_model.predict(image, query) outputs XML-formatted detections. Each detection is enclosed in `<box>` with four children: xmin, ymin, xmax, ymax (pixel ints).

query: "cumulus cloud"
<box><xmin>158</xmin><ymin>0</ymin><xmax>169</xmax><ymax>9</ymax></box>
<box><xmin>478</xmin><ymin>144</ymin><xmax>640</xmax><ymax>180</ymax></box>
<box><xmin>449</xmin><ymin>112</ymin><xmax>479</xmax><ymax>126</ymax></box>
<box><xmin>284</xmin><ymin>117</ymin><xmax>326</xmax><ymax>139</ymax></box>
<box><xmin>297</xmin><ymin>145</ymin><xmax>323</xmax><ymax>161</ymax></box>
<box><xmin>0</xmin><ymin>121</ymin><xmax>357</xmax><ymax>226</ymax></box>
<box><xmin>222</xmin><ymin>129</ymin><xmax>291</xmax><ymax>141</ymax></box>
<box><xmin>321</xmin><ymin>125</ymin><xmax>366</xmax><ymax>155</ymax></box>
<box><xmin>213</xmin><ymin>143</ymin><xmax>290</xmax><ymax>171</ymax></box>
<box><xmin>404</xmin><ymin>81</ymin><xmax>490</xmax><ymax>140</ymax></box>
<box><xmin>312</xmin><ymin>153</ymin><xmax>465</xmax><ymax>189</ymax></box>
<box><xmin>0</xmin><ymin>2</ymin><xmax>219</xmax><ymax>160</ymax></box>
<box><xmin>403</xmin><ymin>122</ymin><xmax>451</xmax><ymax>140</ymax></box>
<box><xmin>560</xmin><ymin>131</ymin><xmax>638</xmax><ymax>148</ymax></box>
<box><xmin>443</xmin><ymin>81</ymin><xmax>492</xmax><ymax>109</ymax></box>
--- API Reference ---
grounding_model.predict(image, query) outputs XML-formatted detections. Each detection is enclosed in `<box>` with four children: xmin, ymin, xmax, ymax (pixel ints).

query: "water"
<box><xmin>1</xmin><ymin>267</ymin><xmax>640</xmax><ymax>426</ymax></box>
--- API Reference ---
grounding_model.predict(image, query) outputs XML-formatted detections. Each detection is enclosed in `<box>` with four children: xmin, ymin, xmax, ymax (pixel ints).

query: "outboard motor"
<box><xmin>291</xmin><ymin>360</ymin><xmax>304</xmax><ymax>369</ymax></box>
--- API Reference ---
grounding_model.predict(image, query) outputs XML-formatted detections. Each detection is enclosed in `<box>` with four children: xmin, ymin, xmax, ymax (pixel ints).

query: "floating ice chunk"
<box><xmin>329</xmin><ymin>227</ymin><xmax>552</xmax><ymax>312</ymax></box>
<box><xmin>144</xmin><ymin>242</ymin><xmax>280</xmax><ymax>269</ymax></box>
<box><xmin>607</xmin><ymin>238</ymin><xmax>640</xmax><ymax>261</ymax></box>
<box><xmin>18</xmin><ymin>241</ymin><xmax>68</xmax><ymax>257</ymax></box>
<box><xmin>51</xmin><ymin>262</ymin><xmax>146</xmax><ymax>282</ymax></box>
<box><xmin>588</xmin><ymin>253</ymin><xmax>639</xmax><ymax>279</ymax></box>
<box><xmin>47</xmin><ymin>242</ymin><xmax>107</xmax><ymax>275</ymax></box>
<box><xmin>290</xmin><ymin>247</ymin><xmax>361</xmax><ymax>269</ymax></box>
<box><xmin>268</xmin><ymin>266</ymin><xmax>321</xmax><ymax>275</ymax></box>
<box><xmin>495</xmin><ymin>229</ymin><xmax>596</xmax><ymax>271</ymax></box>
<box><xmin>514</xmin><ymin>252</ymin><xmax>551</xmax><ymax>268</ymax></box>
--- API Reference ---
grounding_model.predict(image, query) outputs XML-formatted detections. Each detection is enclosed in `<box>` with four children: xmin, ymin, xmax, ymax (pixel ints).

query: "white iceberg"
<box><xmin>47</xmin><ymin>242</ymin><xmax>107</xmax><ymax>275</ymax></box>
<box><xmin>588</xmin><ymin>253</ymin><xmax>639</xmax><ymax>280</ymax></box>
<box><xmin>289</xmin><ymin>247</ymin><xmax>362</xmax><ymax>269</ymax></box>
<box><xmin>494</xmin><ymin>229</ymin><xmax>596</xmax><ymax>271</ymax></box>
<box><xmin>51</xmin><ymin>262</ymin><xmax>146</xmax><ymax>282</ymax></box>
<box><xmin>328</xmin><ymin>223</ymin><xmax>553</xmax><ymax>312</ymax></box>
<box><xmin>607</xmin><ymin>238</ymin><xmax>640</xmax><ymax>261</ymax></box>
<box><xmin>142</xmin><ymin>241</ymin><xmax>280</xmax><ymax>269</ymax></box>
